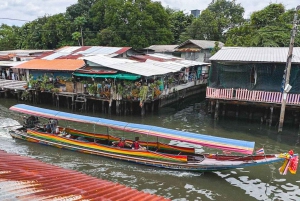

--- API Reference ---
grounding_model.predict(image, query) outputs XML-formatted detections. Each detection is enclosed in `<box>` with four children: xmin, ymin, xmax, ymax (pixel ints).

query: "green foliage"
<box><xmin>0</xmin><ymin>1</ymin><xmax>299</xmax><ymax>50</ymax></box>
<box><xmin>166</xmin><ymin>8</ymin><xmax>194</xmax><ymax>44</ymax></box>
<box><xmin>225</xmin><ymin>3</ymin><xmax>300</xmax><ymax>47</ymax></box>
<box><xmin>0</xmin><ymin>24</ymin><xmax>20</xmax><ymax>50</ymax></box>
<box><xmin>211</xmin><ymin>41</ymin><xmax>221</xmax><ymax>55</ymax></box>
<box><xmin>182</xmin><ymin>0</ymin><xmax>244</xmax><ymax>42</ymax></box>
<box><xmin>87</xmin><ymin>83</ymin><xmax>98</xmax><ymax>94</ymax></box>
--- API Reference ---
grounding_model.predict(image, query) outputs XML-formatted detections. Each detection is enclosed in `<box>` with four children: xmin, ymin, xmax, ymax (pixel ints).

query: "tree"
<box><xmin>181</xmin><ymin>0</ymin><xmax>244</xmax><ymax>42</ymax></box>
<box><xmin>72</xmin><ymin>32</ymin><xmax>81</xmax><ymax>46</ymax></box>
<box><xmin>74</xmin><ymin>16</ymin><xmax>87</xmax><ymax>46</ymax></box>
<box><xmin>90</xmin><ymin>0</ymin><xmax>173</xmax><ymax>48</ymax></box>
<box><xmin>166</xmin><ymin>8</ymin><xmax>194</xmax><ymax>44</ymax></box>
<box><xmin>225</xmin><ymin>4</ymin><xmax>300</xmax><ymax>47</ymax></box>
<box><xmin>0</xmin><ymin>24</ymin><xmax>19</xmax><ymax>50</ymax></box>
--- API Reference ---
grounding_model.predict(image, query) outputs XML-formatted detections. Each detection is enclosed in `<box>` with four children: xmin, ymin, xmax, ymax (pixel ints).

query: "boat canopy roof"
<box><xmin>10</xmin><ymin>104</ymin><xmax>255</xmax><ymax>155</ymax></box>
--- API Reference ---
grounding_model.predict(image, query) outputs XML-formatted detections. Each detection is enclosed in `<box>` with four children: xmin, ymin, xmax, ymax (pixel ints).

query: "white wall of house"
<box><xmin>180</xmin><ymin>50</ymin><xmax>211</xmax><ymax>62</ymax></box>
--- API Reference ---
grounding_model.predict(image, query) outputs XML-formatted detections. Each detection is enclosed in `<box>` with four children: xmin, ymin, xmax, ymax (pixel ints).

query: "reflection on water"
<box><xmin>0</xmin><ymin>96</ymin><xmax>300</xmax><ymax>200</ymax></box>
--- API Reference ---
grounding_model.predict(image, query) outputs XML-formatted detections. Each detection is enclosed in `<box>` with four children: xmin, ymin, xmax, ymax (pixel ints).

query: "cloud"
<box><xmin>0</xmin><ymin>0</ymin><xmax>77</xmax><ymax>26</ymax></box>
<box><xmin>1</xmin><ymin>0</ymin><xmax>299</xmax><ymax>26</ymax></box>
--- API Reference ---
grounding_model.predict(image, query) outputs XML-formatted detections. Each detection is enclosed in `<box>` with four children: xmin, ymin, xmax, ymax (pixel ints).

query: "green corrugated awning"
<box><xmin>73</xmin><ymin>73</ymin><xmax>141</xmax><ymax>80</ymax></box>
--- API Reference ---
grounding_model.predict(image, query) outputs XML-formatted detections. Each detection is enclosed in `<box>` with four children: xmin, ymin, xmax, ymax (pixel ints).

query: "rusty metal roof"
<box><xmin>0</xmin><ymin>150</ymin><xmax>169</xmax><ymax>201</ymax></box>
<box><xmin>11</xmin><ymin>59</ymin><xmax>85</xmax><ymax>71</ymax></box>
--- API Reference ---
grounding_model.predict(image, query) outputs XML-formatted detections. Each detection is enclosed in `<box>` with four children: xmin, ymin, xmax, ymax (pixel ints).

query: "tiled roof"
<box><xmin>11</xmin><ymin>59</ymin><xmax>85</xmax><ymax>71</ymax></box>
<box><xmin>210</xmin><ymin>47</ymin><xmax>300</xmax><ymax>63</ymax></box>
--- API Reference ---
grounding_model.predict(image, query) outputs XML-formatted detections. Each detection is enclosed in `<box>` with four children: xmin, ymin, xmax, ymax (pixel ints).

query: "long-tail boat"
<box><xmin>8</xmin><ymin>104</ymin><xmax>298</xmax><ymax>173</ymax></box>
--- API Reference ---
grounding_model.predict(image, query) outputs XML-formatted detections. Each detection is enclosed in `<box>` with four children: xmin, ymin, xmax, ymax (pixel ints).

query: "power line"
<box><xmin>0</xmin><ymin>17</ymin><xmax>30</xmax><ymax>22</ymax></box>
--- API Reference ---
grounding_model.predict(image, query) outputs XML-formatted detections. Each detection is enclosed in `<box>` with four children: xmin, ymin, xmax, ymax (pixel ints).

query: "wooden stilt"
<box><xmin>102</xmin><ymin>100</ymin><xmax>105</xmax><ymax>113</ymax></box>
<box><xmin>214</xmin><ymin>100</ymin><xmax>219</xmax><ymax>120</ymax></box>
<box><xmin>141</xmin><ymin>103</ymin><xmax>145</xmax><ymax>116</ymax></box>
<box><xmin>57</xmin><ymin>95</ymin><xmax>59</xmax><ymax>108</ymax></box>
<box><xmin>72</xmin><ymin>95</ymin><xmax>74</xmax><ymax>111</ymax></box>
<box><xmin>222</xmin><ymin>103</ymin><xmax>226</xmax><ymax>117</ymax></box>
<box><xmin>124</xmin><ymin>101</ymin><xmax>127</xmax><ymax>115</ymax></box>
<box><xmin>236</xmin><ymin>105</ymin><xmax>239</xmax><ymax>118</ymax></box>
<box><xmin>151</xmin><ymin>101</ymin><xmax>154</xmax><ymax>112</ymax></box>
<box><xmin>249</xmin><ymin>106</ymin><xmax>253</xmax><ymax>121</ymax></box>
<box><xmin>116</xmin><ymin>100</ymin><xmax>120</xmax><ymax>115</ymax></box>
<box><xmin>264</xmin><ymin>107</ymin><xmax>268</xmax><ymax>125</ymax></box>
<box><xmin>211</xmin><ymin>101</ymin><xmax>215</xmax><ymax>115</ymax></box>
<box><xmin>269</xmin><ymin>106</ymin><xmax>274</xmax><ymax>127</ymax></box>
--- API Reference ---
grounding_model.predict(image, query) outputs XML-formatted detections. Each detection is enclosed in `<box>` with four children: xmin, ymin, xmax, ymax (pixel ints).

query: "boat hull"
<box><xmin>9</xmin><ymin>129</ymin><xmax>285</xmax><ymax>172</ymax></box>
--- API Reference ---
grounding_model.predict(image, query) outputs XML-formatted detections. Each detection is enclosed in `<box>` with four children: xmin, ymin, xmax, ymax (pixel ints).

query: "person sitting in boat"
<box><xmin>23</xmin><ymin>115</ymin><xmax>38</xmax><ymax>128</ymax></box>
<box><xmin>131</xmin><ymin>137</ymin><xmax>145</xmax><ymax>150</ymax></box>
<box><xmin>46</xmin><ymin>123</ymin><xmax>52</xmax><ymax>133</ymax></box>
<box><xmin>112</xmin><ymin>137</ymin><xmax>130</xmax><ymax>148</ymax></box>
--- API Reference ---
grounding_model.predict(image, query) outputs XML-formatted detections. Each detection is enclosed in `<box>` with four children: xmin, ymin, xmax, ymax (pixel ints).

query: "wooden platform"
<box><xmin>0</xmin><ymin>79</ymin><xmax>27</xmax><ymax>91</ymax></box>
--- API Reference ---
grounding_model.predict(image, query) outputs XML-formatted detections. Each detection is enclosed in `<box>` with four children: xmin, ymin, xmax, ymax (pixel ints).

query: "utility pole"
<box><xmin>278</xmin><ymin>6</ymin><xmax>300</xmax><ymax>132</ymax></box>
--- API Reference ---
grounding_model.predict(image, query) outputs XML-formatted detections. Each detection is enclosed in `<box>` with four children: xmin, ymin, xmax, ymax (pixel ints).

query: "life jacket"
<box><xmin>132</xmin><ymin>141</ymin><xmax>139</xmax><ymax>149</ymax></box>
<box><xmin>118</xmin><ymin>141</ymin><xmax>125</xmax><ymax>148</ymax></box>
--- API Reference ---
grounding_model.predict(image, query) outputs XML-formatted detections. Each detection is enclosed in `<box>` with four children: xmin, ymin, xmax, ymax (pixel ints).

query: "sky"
<box><xmin>0</xmin><ymin>0</ymin><xmax>299</xmax><ymax>27</ymax></box>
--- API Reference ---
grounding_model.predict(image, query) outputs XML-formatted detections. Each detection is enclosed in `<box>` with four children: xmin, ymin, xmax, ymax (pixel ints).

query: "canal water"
<box><xmin>0</xmin><ymin>96</ymin><xmax>300</xmax><ymax>201</ymax></box>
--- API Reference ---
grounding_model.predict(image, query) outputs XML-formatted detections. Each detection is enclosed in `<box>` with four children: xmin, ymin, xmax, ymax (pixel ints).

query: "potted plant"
<box><xmin>87</xmin><ymin>84</ymin><xmax>97</xmax><ymax>95</ymax></box>
<box><xmin>81</xmin><ymin>80</ymin><xmax>88</xmax><ymax>88</ymax></box>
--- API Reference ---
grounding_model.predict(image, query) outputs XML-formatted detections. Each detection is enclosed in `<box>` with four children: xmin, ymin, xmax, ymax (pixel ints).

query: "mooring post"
<box><xmin>214</xmin><ymin>100</ymin><xmax>219</xmax><ymax>120</ymax></box>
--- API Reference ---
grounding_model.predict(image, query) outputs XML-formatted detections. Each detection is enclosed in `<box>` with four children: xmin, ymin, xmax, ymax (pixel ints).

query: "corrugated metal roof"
<box><xmin>77</xmin><ymin>47</ymin><xmax>124</xmax><ymax>56</ymax></box>
<box><xmin>83</xmin><ymin>55</ymin><xmax>137</xmax><ymax>66</ymax></box>
<box><xmin>42</xmin><ymin>52</ymin><xmax>68</xmax><ymax>60</ymax></box>
<box><xmin>146</xmin><ymin>53</ymin><xmax>181</xmax><ymax>60</ymax></box>
<box><xmin>174</xmin><ymin>60</ymin><xmax>210</xmax><ymax>66</ymax></box>
<box><xmin>11</xmin><ymin>59</ymin><xmax>85</xmax><ymax>71</ymax></box>
<box><xmin>0</xmin><ymin>50</ymin><xmax>52</xmax><ymax>56</ymax></box>
<box><xmin>108</xmin><ymin>62</ymin><xmax>172</xmax><ymax>76</ymax></box>
<box><xmin>176</xmin><ymin>40</ymin><xmax>224</xmax><ymax>50</ymax></box>
<box><xmin>209</xmin><ymin>47</ymin><xmax>300</xmax><ymax>63</ymax></box>
<box><xmin>84</xmin><ymin>55</ymin><xmax>209</xmax><ymax>76</ymax></box>
<box><xmin>146</xmin><ymin>60</ymin><xmax>185</xmax><ymax>71</ymax></box>
<box><xmin>0</xmin><ymin>150</ymin><xmax>169</xmax><ymax>201</ymax></box>
<box><xmin>0</xmin><ymin>61</ymin><xmax>28</xmax><ymax>67</ymax></box>
<box><xmin>147</xmin><ymin>45</ymin><xmax>178</xmax><ymax>53</ymax></box>
<box><xmin>39</xmin><ymin>46</ymin><xmax>132</xmax><ymax>60</ymax></box>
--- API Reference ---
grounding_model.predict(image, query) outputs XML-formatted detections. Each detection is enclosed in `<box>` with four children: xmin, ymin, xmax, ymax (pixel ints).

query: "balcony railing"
<box><xmin>206</xmin><ymin>87</ymin><xmax>300</xmax><ymax>105</ymax></box>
